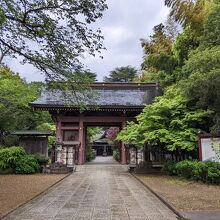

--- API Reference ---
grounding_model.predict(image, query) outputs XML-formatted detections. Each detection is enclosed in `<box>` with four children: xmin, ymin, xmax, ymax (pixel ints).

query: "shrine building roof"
<box><xmin>31</xmin><ymin>82</ymin><xmax>161</xmax><ymax>110</ymax></box>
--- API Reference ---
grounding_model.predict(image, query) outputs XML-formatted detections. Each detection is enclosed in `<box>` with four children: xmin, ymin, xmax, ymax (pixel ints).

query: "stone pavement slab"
<box><xmin>3</xmin><ymin>162</ymin><xmax>178</xmax><ymax>220</ymax></box>
<box><xmin>181</xmin><ymin>211</ymin><xmax>220</xmax><ymax>220</ymax></box>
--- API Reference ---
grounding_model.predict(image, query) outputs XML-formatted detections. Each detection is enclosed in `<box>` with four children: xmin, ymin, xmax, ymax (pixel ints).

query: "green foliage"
<box><xmin>0</xmin><ymin>0</ymin><xmax>107</xmax><ymax>81</ymax></box>
<box><xmin>113</xmin><ymin>149</ymin><xmax>120</xmax><ymax>161</ymax></box>
<box><xmin>0</xmin><ymin>67</ymin><xmax>52</xmax><ymax>146</ymax></box>
<box><xmin>15</xmin><ymin>155</ymin><xmax>40</xmax><ymax>174</ymax></box>
<box><xmin>36</xmin><ymin>122</ymin><xmax>55</xmax><ymax>131</ymax></box>
<box><xmin>125</xmin><ymin>1</ymin><xmax>220</xmax><ymax>153</ymax></box>
<box><xmin>175</xmin><ymin>160</ymin><xmax>197</xmax><ymax>179</ymax></box>
<box><xmin>0</xmin><ymin>146</ymin><xmax>25</xmax><ymax>170</ymax></box>
<box><xmin>207</xmin><ymin>167</ymin><xmax>220</xmax><ymax>184</ymax></box>
<box><xmin>161</xmin><ymin>160</ymin><xmax>177</xmax><ymax>175</ymax></box>
<box><xmin>117</xmin><ymin>122</ymin><xmax>142</xmax><ymax>147</ymax></box>
<box><xmin>202</xmin><ymin>3</ymin><xmax>220</xmax><ymax>47</ymax></box>
<box><xmin>182</xmin><ymin>46</ymin><xmax>220</xmax><ymax>132</ymax></box>
<box><xmin>86</xmin><ymin>145</ymin><xmax>96</xmax><ymax>162</ymax></box>
<box><xmin>165</xmin><ymin>0</ymin><xmax>213</xmax><ymax>32</ymax></box>
<box><xmin>76</xmin><ymin>71</ymin><xmax>97</xmax><ymax>82</ymax></box>
<box><xmin>177</xmin><ymin>2</ymin><xmax>220</xmax><ymax>133</ymax></box>
<box><xmin>163</xmin><ymin>159</ymin><xmax>220</xmax><ymax>184</ymax></box>
<box><xmin>118</xmin><ymin>86</ymin><xmax>213</xmax><ymax>151</ymax></box>
<box><xmin>172</xmin><ymin>27</ymin><xmax>199</xmax><ymax>66</ymax></box>
<box><xmin>36</xmin><ymin>122</ymin><xmax>56</xmax><ymax>151</ymax></box>
<box><xmin>104</xmin><ymin>66</ymin><xmax>138</xmax><ymax>82</ymax></box>
<box><xmin>140</xmin><ymin>21</ymin><xmax>179</xmax><ymax>86</ymax></box>
<box><xmin>183</xmin><ymin>46</ymin><xmax>220</xmax><ymax>77</ymax></box>
<box><xmin>33</xmin><ymin>154</ymin><xmax>49</xmax><ymax>166</ymax></box>
<box><xmin>87</xmin><ymin>127</ymin><xmax>103</xmax><ymax>143</ymax></box>
<box><xmin>0</xmin><ymin>147</ymin><xmax>47</xmax><ymax>174</ymax></box>
<box><xmin>146</xmin><ymin>53</ymin><xmax>178</xmax><ymax>73</ymax></box>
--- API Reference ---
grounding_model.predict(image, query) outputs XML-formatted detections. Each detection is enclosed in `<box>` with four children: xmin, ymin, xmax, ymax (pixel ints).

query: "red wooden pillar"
<box><xmin>121</xmin><ymin>120</ymin><xmax>127</xmax><ymax>164</ymax></box>
<box><xmin>78</xmin><ymin>118</ymin><xmax>85</xmax><ymax>165</ymax></box>
<box><xmin>56</xmin><ymin>117</ymin><xmax>62</xmax><ymax>141</ymax></box>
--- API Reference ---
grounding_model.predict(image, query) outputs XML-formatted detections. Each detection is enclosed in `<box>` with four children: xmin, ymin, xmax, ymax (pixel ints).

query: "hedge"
<box><xmin>0</xmin><ymin>146</ymin><xmax>48</xmax><ymax>174</ymax></box>
<box><xmin>162</xmin><ymin>159</ymin><xmax>220</xmax><ymax>184</ymax></box>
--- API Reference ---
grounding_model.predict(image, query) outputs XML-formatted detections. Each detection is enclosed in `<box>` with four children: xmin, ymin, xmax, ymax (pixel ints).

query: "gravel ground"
<box><xmin>0</xmin><ymin>174</ymin><xmax>68</xmax><ymax>218</ymax></box>
<box><xmin>134</xmin><ymin>174</ymin><xmax>220</xmax><ymax>211</ymax></box>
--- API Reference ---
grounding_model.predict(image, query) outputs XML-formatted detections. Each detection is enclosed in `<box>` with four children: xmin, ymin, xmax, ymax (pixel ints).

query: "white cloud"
<box><xmin>102</xmin><ymin>25</ymin><xmax>134</xmax><ymax>46</ymax></box>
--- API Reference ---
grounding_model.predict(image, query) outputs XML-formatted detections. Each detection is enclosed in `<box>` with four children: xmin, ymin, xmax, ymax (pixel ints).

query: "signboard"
<box><xmin>200</xmin><ymin>137</ymin><xmax>220</xmax><ymax>162</ymax></box>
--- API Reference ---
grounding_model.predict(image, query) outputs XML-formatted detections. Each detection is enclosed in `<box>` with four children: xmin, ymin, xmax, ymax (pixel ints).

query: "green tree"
<box><xmin>104</xmin><ymin>66</ymin><xmax>138</xmax><ymax>82</ymax></box>
<box><xmin>140</xmin><ymin>22</ymin><xmax>179</xmax><ymax>87</ymax></box>
<box><xmin>87</xmin><ymin>127</ymin><xmax>102</xmax><ymax>143</ymax></box>
<box><xmin>120</xmin><ymin>0</ymin><xmax>220</xmax><ymax>157</ymax></box>
<box><xmin>181</xmin><ymin>2</ymin><xmax>220</xmax><ymax>133</ymax></box>
<box><xmin>172</xmin><ymin>26</ymin><xmax>199</xmax><ymax>66</ymax></box>
<box><xmin>117</xmin><ymin>86</ymin><xmax>213</xmax><ymax>151</ymax></box>
<box><xmin>165</xmin><ymin>0</ymin><xmax>213</xmax><ymax>28</ymax></box>
<box><xmin>0</xmin><ymin>67</ymin><xmax>51</xmax><ymax>145</ymax></box>
<box><xmin>141</xmin><ymin>23</ymin><xmax>173</xmax><ymax>60</ymax></box>
<box><xmin>202</xmin><ymin>3</ymin><xmax>220</xmax><ymax>47</ymax></box>
<box><xmin>0</xmin><ymin>0</ymin><xmax>107</xmax><ymax>81</ymax></box>
<box><xmin>76</xmin><ymin>71</ymin><xmax>97</xmax><ymax>83</ymax></box>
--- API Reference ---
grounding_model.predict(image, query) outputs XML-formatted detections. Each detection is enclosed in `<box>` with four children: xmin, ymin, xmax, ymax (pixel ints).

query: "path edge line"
<box><xmin>130</xmin><ymin>173</ymin><xmax>188</xmax><ymax>220</ymax></box>
<box><xmin>1</xmin><ymin>173</ymin><xmax>72</xmax><ymax>220</ymax></box>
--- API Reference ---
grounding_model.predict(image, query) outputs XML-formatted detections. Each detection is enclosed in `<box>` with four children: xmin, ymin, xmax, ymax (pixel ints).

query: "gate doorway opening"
<box><xmin>85</xmin><ymin>123</ymin><xmax>121</xmax><ymax>162</ymax></box>
<box><xmin>85</xmin><ymin>125</ymin><xmax>120</xmax><ymax>162</ymax></box>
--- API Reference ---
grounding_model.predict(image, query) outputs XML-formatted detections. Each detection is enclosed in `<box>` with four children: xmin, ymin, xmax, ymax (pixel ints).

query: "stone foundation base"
<box><xmin>43</xmin><ymin>163</ymin><xmax>74</xmax><ymax>174</ymax></box>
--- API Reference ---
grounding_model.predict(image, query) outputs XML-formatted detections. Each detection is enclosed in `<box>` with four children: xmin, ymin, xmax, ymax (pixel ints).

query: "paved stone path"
<box><xmin>3</xmin><ymin>158</ymin><xmax>178</xmax><ymax>220</ymax></box>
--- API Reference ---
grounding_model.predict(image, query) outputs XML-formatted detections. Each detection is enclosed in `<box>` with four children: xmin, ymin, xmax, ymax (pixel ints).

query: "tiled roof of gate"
<box><xmin>31</xmin><ymin>83</ymin><xmax>161</xmax><ymax>108</ymax></box>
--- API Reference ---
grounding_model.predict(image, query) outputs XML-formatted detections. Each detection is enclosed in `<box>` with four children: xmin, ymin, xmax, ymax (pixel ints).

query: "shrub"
<box><xmin>113</xmin><ymin>149</ymin><xmax>120</xmax><ymax>161</ymax></box>
<box><xmin>15</xmin><ymin>155</ymin><xmax>40</xmax><ymax>174</ymax></box>
<box><xmin>175</xmin><ymin>160</ymin><xmax>196</xmax><ymax>179</ymax></box>
<box><xmin>205</xmin><ymin>161</ymin><xmax>220</xmax><ymax>169</ymax></box>
<box><xmin>191</xmin><ymin>161</ymin><xmax>208</xmax><ymax>181</ymax></box>
<box><xmin>165</xmin><ymin>159</ymin><xmax>220</xmax><ymax>184</ymax></box>
<box><xmin>86</xmin><ymin>146</ymin><xmax>96</xmax><ymax>162</ymax></box>
<box><xmin>161</xmin><ymin>160</ymin><xmax>176</xmax><ymax>175</ymax></box>
<box><xmin>33</xmin><ymin>154</ymin><xmax>49</xmax><ymax>166</ymax></box>
<box><xmin>0</xmin><ymin>146</ymin><xmax>26</xmax><ymax>170</ymax></box>
<box><xmin>207</xmin><ymin>166</ymin><xmax>220</xmax><ymax>184</ymax></box>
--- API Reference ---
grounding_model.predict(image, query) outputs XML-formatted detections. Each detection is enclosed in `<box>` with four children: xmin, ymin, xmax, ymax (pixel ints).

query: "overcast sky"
<box><xmin>5</xmin><ymin>0</ymin><xmax>170</xmax><ymax>82</ymax></box>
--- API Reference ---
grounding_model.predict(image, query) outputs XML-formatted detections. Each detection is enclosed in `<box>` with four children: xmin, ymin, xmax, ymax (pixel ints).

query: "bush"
<box><xmin>0</xmin><ymin>146</ymin><xmax>26</xmax><ymax>170</ymax></box>
<box><xmin>161</xmin><ymin>160</ymin><xmax>176</xmax><ymax>175</ymax></box>
<box><xmin>162</xmin><ymin>159</ymin><xmax>220</xmax><ymax>184</ymax></box>
<box><xmin>175</xmin><ymin>160</ymin><xmax>196</xmax><ymax>179</ymax></box>
<box><xmin>207</xmin><ymin>167</ymin><xmax>220</xmax><ymax>184</ymax></box>
<box><xmin>15</xmin><ymin>155</ymin><xmax>40</xmax><ymax>174</ymax></box>
<box><xmin>86</xmin><ymin>146</ymin><xmax>96</xmax><ymax>162</ymax></box>
<box><xmin>191</xmin><ymin>161</ymin><xmax>208</xmax><ymax>181</ymax></box>
<box><xmin>0</xmin><ymin>147</ymin><xmax>47</xmax><ymax>174</ymax></box>
<box><xmin>33</xmin><ymin>154</ymin><xmax>49</xmax><ymax>166</ymax></box>
<box><xmin>113</xmin><ymin>149</ymin><xmax>120</xmax><ymax>161</ymax></box>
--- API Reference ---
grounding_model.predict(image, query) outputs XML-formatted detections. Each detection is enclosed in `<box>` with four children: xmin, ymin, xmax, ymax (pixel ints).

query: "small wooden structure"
<box><xmin>92</xmin><ymin>137</ymin><xmax>113</xmax><ymax>156</ymax></box>
<box><xmin>11</xmin><ymin>130</ymin><xmax>52</xmax><ymax>157</ymax></box>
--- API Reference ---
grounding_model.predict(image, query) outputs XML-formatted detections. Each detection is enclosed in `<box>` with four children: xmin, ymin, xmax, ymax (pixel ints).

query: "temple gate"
<box><xmin>31</xmin><ymin>83</ymin><xmax>160</xmax><ymax>166</ymax></box>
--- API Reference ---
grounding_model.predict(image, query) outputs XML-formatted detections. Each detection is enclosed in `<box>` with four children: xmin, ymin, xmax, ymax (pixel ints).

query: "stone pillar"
<box><xmin>78</xmin><ymin>118</ymin><xmax>85</xmax><ymax>165</ymax></box>
<box><xmin>121</xmin><ymin>120</ymin><xmax>127</xmax><ymax>164</ymax></box>
<box><xmin>137</xmin><ymin>149</ymin><xmax>144</xmax><ymax>165</ymax></box>
<box><xmin>130</xmin><ymin>148</ymin><xmax>137</xmax><ymax>165</ymax></box>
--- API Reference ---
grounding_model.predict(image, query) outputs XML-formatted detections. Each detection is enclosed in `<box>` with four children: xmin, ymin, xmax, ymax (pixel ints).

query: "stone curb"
<box><xmin>1</xmin><ymin>172</ymin><xmax>72</xmax><ymax>220</ymax></box>
<box><xmin>130</xmin><ymin>173</ymin><xmax>189</xmax><ymax>220</ymax></box>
